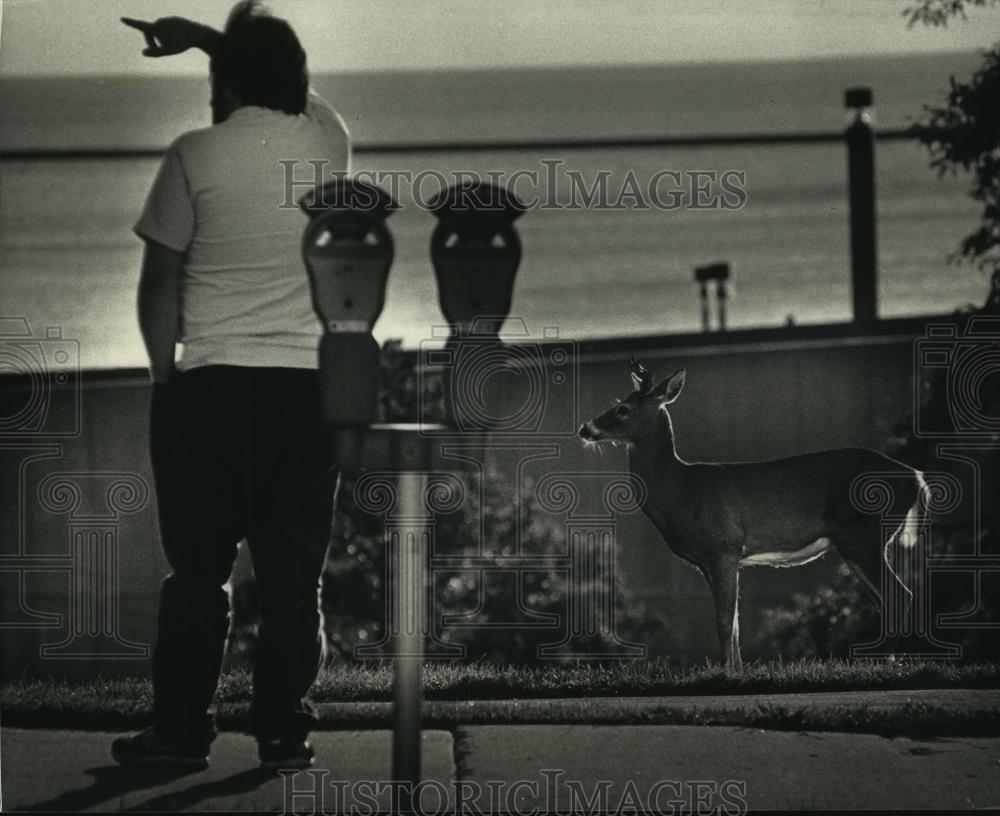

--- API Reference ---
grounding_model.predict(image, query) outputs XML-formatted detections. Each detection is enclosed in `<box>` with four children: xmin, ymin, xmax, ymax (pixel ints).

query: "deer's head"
<box><xmin>578</xmin><ymin>358</ymin><xmax>685</xmax><ymax>445</ymax></box>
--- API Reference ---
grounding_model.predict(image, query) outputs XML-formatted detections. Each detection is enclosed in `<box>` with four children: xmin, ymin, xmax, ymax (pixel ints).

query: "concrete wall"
<box><xmin>0</xmin><ymin>323</ymin><xmax>925</xmax><ymax>677</ymax></box>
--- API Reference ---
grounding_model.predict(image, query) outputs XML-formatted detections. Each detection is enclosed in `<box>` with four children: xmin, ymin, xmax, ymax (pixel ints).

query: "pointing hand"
<box><xmin>121</xmin><ymin>16</ymin><xmax>214</xmax><ymax>58</ymax></box>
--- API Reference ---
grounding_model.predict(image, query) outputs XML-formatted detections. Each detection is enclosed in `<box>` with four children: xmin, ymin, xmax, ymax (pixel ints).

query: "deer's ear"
<box><xmin>653</xmin><ymin>368</ymin><xmax>686</xmax><ymax>405</ymax></box>
<box><xmin>630</xmin><ymin>371</ymin><xmax>644</xmax><ymax>392</ymax></box>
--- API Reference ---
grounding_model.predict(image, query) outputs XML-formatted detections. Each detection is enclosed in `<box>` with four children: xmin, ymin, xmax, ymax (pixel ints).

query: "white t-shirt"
<box><xmin>134</xmin><ymin>95</ymin><xmax>351</xmax><ymax>371</ymax></box>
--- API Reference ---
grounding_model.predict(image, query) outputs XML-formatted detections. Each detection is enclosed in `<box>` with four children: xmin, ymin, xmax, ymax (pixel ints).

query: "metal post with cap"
<box><xmin>693</xmin><ymin>262</ymin><xmax>730</xmax><ymax>332</ymax></box>
<box><xmin>845</xmin><ymin>86</ymin><xmax>879</xmax><ymax>328</ymax></box>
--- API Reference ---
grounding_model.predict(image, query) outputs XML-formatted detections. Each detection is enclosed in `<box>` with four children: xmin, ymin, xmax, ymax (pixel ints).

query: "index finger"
<box><xmin>121</xmin><ymin>17</ymin><xmax>152</xmax><ymax>32</ymax></box>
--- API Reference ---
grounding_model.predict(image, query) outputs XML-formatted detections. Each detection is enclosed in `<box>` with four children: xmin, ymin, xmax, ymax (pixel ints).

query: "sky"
<box><xmin>0</xmin><ymin>0</ymin><xmax>997</xmax><ymax>77</ymax></box>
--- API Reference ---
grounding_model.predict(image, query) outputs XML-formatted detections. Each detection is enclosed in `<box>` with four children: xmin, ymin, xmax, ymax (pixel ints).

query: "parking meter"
<box><xmin>429</xmin><ymin>182</ymin><xmax>525</xmax><ymax>429</ymax></box>
<box><xmin>300</xmin><ymin>178</ymin><xmax>396</xmax><ymax>468</ymax></box>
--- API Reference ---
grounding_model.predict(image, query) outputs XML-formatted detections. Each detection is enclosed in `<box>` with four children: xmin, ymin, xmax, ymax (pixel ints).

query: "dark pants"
<box><xmin>149</xmin><ymin>366</ymin><xmax>337</xmax><ymax>748</ymax></box>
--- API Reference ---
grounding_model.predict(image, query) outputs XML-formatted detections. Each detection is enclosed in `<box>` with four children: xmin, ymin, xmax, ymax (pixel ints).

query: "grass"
<box><xmin>303</xmin><ymin>657</ymin><xmax>1000</xmax><ymax>701</ymax></box>
<box><xmin>3</xmin><ymin>659</ymin><xmax>999</xmax><ymax>734</ymax></box>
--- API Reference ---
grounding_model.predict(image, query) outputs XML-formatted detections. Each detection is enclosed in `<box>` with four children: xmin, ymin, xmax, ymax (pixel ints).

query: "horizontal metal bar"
<box><xmin>927</xmin><ymin>556</ymin><xmax>1000</xmax><ymax>570</ymax></box>
<box><xmin>0</xmin><ymin>128</ymin><xmax>917</xmax><ymax>161</ymax></box>
<box><xmin>1</xmin><ymin>148</ymin><xmax>165</xmax><ymax>161</ymax></box>
<box><xmin>0</xmin><ymin>557</ymin><xmax>73</xmax><ymax>567</ymax></box>
<box><xmin>0</xmin><ymin>314</ymin><xmax>948</xmax><ymax>386</ymax></box>
<box><xmin>355</xmin><ymin>128</ymin><xmax>918</xmax><ymax>153</ymax></box>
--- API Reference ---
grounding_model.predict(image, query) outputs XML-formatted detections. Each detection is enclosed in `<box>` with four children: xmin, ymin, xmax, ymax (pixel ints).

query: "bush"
<box><xmin>760</xmin><ymin>563</ymin><xmax>878</xmax><ymax>659</ymax></box>
<box><xmin>322</xmin><ymin>464</ymin><xmax>663</xmax><ymax>664</ymax></box>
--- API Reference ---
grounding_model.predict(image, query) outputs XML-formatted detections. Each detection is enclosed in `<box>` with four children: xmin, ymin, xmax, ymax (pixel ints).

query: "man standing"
<box><xmin>115</xmin><ymin>1</ymin><xmax>350</xmax><ymax>770</ymax></box>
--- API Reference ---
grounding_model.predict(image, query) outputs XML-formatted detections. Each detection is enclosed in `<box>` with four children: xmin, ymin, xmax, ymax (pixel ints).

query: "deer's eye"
<box><xmin>614</xmin><ymin>405</ymin><xmax>631</xmax><ymax>420</ymax></box>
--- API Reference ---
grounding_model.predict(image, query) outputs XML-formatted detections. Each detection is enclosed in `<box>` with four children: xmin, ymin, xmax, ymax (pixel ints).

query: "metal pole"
<box><xmin>699</xmin><ymin>282</ymin><xmax>710</xmax><ymax>332</ymax></box>
<box><xmin>845</xmin><ymin>87</ymin><xmax>878</xmax><ymax>327</ymax></box>
<box><xmin>717</xmin><ymin>281</ymin><xmax>728</xmax><ymax>332</ymax></box>
<box><xmin>392</xmin><ymin>470</ymin><xmax>426</xmax><ymax>814</ymax></box>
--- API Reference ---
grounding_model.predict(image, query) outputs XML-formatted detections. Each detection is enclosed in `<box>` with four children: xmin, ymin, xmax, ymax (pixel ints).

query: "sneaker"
<box><xmin>111</xmin><ymin>727</ymin><xmax>209</xmax><ymax>770</ymax></box>
<box><xmin>258</xmin><ymin>738</ymin><xmax>315</xmax><ymax>770</ymax></box>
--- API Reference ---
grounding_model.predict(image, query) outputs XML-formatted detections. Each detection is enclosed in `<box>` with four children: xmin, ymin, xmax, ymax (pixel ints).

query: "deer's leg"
<box><xmin>709</xmin><ymin>559</ymin><xmax>742</xmax><ymax>671</ymax></box>
<box><xmin>840</xmin><ymin>528</ymin><xmax>903</xmax><ymax>658</ymax></box>
<box><xmin>843</xmin><ymin>552</ymin><xmax>883</xmax><ymax>609</ymax></box>
<box><xmin>836</xmin><ymin>518</ymin><xmax>888</xmax><ymax>609</ymax></box>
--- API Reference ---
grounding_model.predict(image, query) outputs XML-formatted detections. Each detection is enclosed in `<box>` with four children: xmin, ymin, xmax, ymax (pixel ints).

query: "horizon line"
<box><xmin>0</xmin><ymin>47</ymin><xmax>986</xmax><ymax>80</ymax></box>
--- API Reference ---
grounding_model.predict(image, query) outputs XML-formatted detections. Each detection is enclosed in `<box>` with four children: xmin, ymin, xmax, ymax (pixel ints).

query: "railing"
<box><xmin>0</xmin><ymin>126</ymin><xmax>915</xmax><ymax>160</ymax></box>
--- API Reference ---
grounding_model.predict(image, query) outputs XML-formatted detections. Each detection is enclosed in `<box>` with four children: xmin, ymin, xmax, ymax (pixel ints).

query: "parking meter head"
<box><xmin>429</xmin><ymin>182</ymin><xmax>525</xmax><ymax>333</ymax></box>
<box><xmin>429</xmin><ymin>181</ymin><xmax>525</xmax><ymax>227</ymax></box>
<box><xmin>300</xmin><ymin>179</ymin><xmax>397</xmax><ymax>331</ymax></box>
<box><xmin>299</xmin><ymin>178</ymin><xmax>397</xmax><ymax>220</ymax></box>
<box><xmin>300</xmin><ymin>179</ymin><xmax>397</xmax><ymax>432</ymax></box>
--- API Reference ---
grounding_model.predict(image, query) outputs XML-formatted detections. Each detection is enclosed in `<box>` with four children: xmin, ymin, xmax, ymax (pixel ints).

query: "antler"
<box><xmin>628</xmin><ymin>356</ymin><xmax>654</xmax><ymax>393</ymax></box>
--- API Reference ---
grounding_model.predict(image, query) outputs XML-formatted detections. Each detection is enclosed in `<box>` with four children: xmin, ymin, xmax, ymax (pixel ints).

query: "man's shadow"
<box><xmin>127</xmin><ymin>766</ymin><xmax>279</xmax><ymax>812</ymax></box>
<box><xmin>24</xmin><ymin>765</ymin><xmax>198</xmax><ymax>812</ymax></box>
<box><xmin>25</xmin><ymin>764</ymin><xmax>277</xmax><ymax>812</ymax></box>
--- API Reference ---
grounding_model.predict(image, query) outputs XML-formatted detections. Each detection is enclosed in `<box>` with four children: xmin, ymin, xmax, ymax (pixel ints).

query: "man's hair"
<box><xmin>210</xmin><ymin>0</ymin><xmax>309</xmax><ymax>115</ymax></box>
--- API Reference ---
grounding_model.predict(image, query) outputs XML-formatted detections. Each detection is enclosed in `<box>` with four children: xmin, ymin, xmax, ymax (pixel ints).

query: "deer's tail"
<box><xmin>883</xmin><ymin>470</ymin><xmax>929</xmax><ymax>622</ymax></box>
<box><xmin>899</xmin><ymin>470</ymin><xmax>929</xmax><ymax>551</ymax></box>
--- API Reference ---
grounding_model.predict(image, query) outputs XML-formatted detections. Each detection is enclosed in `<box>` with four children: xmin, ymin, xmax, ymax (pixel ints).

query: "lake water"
<box><xmin>0</xmin><ymin>53</ymin><xmax>990</xmax><ymax>370</ymax></box>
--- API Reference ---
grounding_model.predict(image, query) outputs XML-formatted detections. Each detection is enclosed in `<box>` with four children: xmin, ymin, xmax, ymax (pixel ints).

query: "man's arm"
<box><xmin>137</xmin><ymin>239</ymin><xmax>183</xmax><ymax>383</ymax></box>
<box><xmin>306</xmin><ymin>87</ymin><xmax>352</xmax><ymax>173</ymax></box>
<box><xmin>122</xmin><ymin>17</ymin><xmax>219</xmax><ymax>58</ymax></box>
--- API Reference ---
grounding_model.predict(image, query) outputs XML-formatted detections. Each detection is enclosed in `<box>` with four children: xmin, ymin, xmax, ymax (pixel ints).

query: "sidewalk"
<box><xmin>3</xmin><ymin>725</ymin><xmax>999</xmax><ymax>812</ymax></box>
<box><xmin>455</xmin><ymin>724</ymin><xmax>1000</xmax><ymax>812</ymax></box>
<box><xmin>3</xmin><ymin>690</ymin><xmax>1000</xmax><ymax>812</ymax></box>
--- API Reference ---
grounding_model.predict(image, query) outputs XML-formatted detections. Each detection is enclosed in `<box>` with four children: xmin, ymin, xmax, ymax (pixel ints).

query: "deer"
<box><xmin>578</xmin><ymin>358</ymin><xmax>930</xmax><ymax>670</ymax></box>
